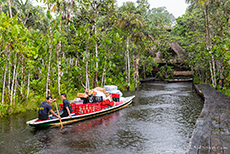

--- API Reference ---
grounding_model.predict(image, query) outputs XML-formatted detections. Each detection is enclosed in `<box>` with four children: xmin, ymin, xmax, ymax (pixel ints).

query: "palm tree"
<box><xmin>2</xmin><ymin>0</ymin><xmax>49</xmax><ymax>30</ymax></box>
<box><xmin>131</xmin><ymin>29</ymin><xmax>145</xmax><ymax>90</ymax></box>
<box><xmin>116</xmin><ymin>2</ymin><xmax>143</xmax><ymax>91</ymax></box>
<box><xmin>80</xmin><ymin>0</ymin><xmax>116</xmax><ymax>88</ymax></box>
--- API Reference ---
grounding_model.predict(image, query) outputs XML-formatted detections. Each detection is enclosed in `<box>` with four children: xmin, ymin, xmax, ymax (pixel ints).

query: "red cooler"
<box><xmin>111</xmin><ymin>93</ymin><xmax>120</xmax><ymax>102</ymax></box>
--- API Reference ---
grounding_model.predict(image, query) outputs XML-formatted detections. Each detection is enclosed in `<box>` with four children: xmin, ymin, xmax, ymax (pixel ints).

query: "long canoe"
<box><xmin>26</xmin><ymin>96</ymin><xmax>135</xmax><ymax>128</ymax></box>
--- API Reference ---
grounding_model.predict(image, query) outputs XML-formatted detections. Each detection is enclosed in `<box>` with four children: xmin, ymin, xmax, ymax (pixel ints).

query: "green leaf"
<box><xmin>34</xmin><ymin>54</ymin><xmax>39</xmax><ymax>59</ymax></box>
<box><xmin>46</xmin><ymin>10</ymin><xmax>52</xmax><ymax>19</ymax></box>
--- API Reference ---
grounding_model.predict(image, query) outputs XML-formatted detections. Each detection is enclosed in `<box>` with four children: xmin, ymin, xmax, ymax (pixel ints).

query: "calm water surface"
<box><xmin>0</xmin><ymin>82</ymin><xmax>203</xmax><ymax>154</ymax></box>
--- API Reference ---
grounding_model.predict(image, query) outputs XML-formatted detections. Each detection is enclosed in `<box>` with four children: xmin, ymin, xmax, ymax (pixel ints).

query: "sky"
<box><xmin>32</xmin><ymin>0</ymin><xmax>189</xmax><ymax>19</ymax></box>
<box><xmin>116</xmin><ymin>0</ymin><xmax>189</xmax><ymax>18</ymax></box>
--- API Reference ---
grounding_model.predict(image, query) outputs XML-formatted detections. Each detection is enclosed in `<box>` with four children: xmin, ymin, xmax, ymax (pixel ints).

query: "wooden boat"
<box><xmin>26</xmin><ymin>96</ymin><xmax>135</xmax><ymax>128</ymax></box>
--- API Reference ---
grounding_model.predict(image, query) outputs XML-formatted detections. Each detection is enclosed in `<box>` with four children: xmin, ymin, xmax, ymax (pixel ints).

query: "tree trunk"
<box><xmin>57</xmin><ymin>20</ymin><xmax>62</xmax><ymax>96</ymax></box>
<box><xmin>10</xmin><ymin>53</ymin><xmax>17</xmax><ymax>106</ymax></box>
<box><xmin>23</xmin><ymin>2</ymin><xmax>30</xmax><ymax>26</ymax></box>
<box><xmin>1</xmin><ymin>61</ymin><xmax>7</xmax><ymax>104</ymax></box>
<box><xmin>8</xmin><ymin>52</ymin><xmax>11</xmax><ymax>102</ymax></box>
<box><xmin>203</xmin><ymin>10</ymin><xmax>213</xmax><ymax>86</ymax></box>
<box><xmin>94</xmin><ymin>14</ymin><xmax>98</xmax><ymax>88</ymax></box>
<box><xmin>135</xmin><ymin>53</ymin><xmax>140</xmax><ymax>91</ymax></box>
<box><xmin>26</xmin><ymin>71</ymin><xmax>30</xmax><ymax>102</ymax></box>
<box><xmin>203</xmin><ymin>6</ymin><xmax>215</xmax><ymax>88</ymax></box>
<box><xmin>46</xmin><ymin>41</ymin><xmax>52</xmax><ymax>97</ymax></box>
<box><xmin>20</xmin><ymin>58</ymin><xmax>24</xmax><ymax>97</ymax></box>
<box><xmin>8</xmin><ymin>0</ymin><xmax>12</xmax><ymax>18</ymax></box>
<box><xmin>126</xmin><ymin>33</ymin><xmax>130</xmax><ymax>91</ymax></box>
<box><xmin>0</xmin><ymin>4</ymin><xmax>2</xmax><ymax>13</ymax></box>
<box><xmin>206</xmin><ymin>6</ymin><xmax>216</xmax><ymax>89</ymax></box>
<box><xmin>85</xmin><ymin>43</ymin><xmax>90</xmax><ymax>90</ymax></box>
<box><xmin>209</xmin><ymin>60</ymin><xmax>214</xmax><ymax>84</ymax></box>
<box><xmin>13</xmin><ymin>60</ymin><xmax>19</xmax><ymax>105</ymax></box>
<box><xmin>205</xmin><ymin>6</ymin><xmax>216</xmax><ymax>89</ymax></box>
<box><xmin>211</xmin><ymin>54</ymin><xmax>217</xmax><ymax>89</ymax></box>
<box><xmin>46</xmin><ymin>7</ymin><xmax>53</xmax><ymax>97</ymax></box>
<box><xmin>101</xmin><ymin>56</ymin><xmax>107</xmax><ymax>87</ymax></box>
<box><xmin>86</xmin><ymin>61</ymin><xmax>89</xmax><ymax>90</ymax></box>
<box><xmin>216</xmin><ymin>59</ymin><xmax>224</xmax><ymax>89</ymax></box>
<box><xmin>57</xmin><ymin>44</ymin><xmax>61</xmax><ymax>96</ymax></box>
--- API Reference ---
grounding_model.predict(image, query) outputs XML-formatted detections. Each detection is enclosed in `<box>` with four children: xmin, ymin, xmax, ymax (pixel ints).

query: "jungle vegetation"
<box><xmin>1</xmin><ymin>0</ymin><xmax>230</xmax><ymax>116</ymax></box>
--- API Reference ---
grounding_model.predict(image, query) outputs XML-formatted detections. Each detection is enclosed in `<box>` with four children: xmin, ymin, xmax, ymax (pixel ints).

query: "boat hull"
<box><xmin>27</xmin><ymin>96</ymin><xmax>135</xmax><ymax>128</ymax></box>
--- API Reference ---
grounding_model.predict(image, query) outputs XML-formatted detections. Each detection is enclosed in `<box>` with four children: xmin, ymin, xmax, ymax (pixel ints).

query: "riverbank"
<box><xmin>187</xmin><ymin>84</ymin><xmax>230</xmax><ymax>153</ymax></box>
<box><xmin>0</xmin><ymin>84</ymin><xmax>136</xmax><ymax>117</ymax></box>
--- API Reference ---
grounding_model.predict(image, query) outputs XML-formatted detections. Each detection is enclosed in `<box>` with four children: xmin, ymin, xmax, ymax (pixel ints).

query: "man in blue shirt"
<box><xmin>38</xmin><ymin>96</ymin><xmax>61</xmax><ymax>120</ymax></box>
<box><xmin>60</xmin><ymin>93</ymin><xmax>73</xmax><ymax>118</ymax></box>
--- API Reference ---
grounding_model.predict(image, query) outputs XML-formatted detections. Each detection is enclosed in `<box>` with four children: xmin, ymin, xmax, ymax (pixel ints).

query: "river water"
<box><xmin>0</xmin><ymin>82</ymin><xmax>203</xmax><ymax>154</ymax></box>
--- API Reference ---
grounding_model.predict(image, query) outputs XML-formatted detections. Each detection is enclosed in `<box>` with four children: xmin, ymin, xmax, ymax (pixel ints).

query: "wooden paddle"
<box><xmin>54</xmin><ymin>99</ymin><xmax>63</xmax><ymax>129</ymax></box>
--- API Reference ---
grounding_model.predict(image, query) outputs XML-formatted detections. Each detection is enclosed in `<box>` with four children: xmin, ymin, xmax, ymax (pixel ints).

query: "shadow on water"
<box><xmin>0</xmin><ymin>82</ymin><xmax>203</xmax><ymax>154</ymax></box>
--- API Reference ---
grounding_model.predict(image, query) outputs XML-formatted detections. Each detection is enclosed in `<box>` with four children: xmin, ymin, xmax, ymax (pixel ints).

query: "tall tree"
<box><xmin>116</xmin><ymin>2</ymin><xmax>143</xmax><ymax>91</ymax></box>
<box><xmin>184</xmin><ymin>0</ymin><xmax>228</xmax><ymax>88</ymax></box>
<box><xmin>8</xmin><ymin>0</ymin><xmax>12</xmax><ymax>17</ymax></box>
<box><xmin>46</xmin><ymin>4</ymin><xmax>53</xmax><ymax>97</ymax></box>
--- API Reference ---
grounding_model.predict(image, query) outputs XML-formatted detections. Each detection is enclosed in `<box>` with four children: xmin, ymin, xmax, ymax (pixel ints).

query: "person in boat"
<box><xmin>38</xmin><ymin>96</ymin><xmax>61</xmax><ymax>120</ymax></box>
<box><xmin>60</xmin><ymin>93</ymin><xmax>73</xmax><ymax>118</ymax></box>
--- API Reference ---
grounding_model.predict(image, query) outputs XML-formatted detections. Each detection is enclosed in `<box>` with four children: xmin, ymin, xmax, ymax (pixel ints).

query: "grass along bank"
<box><xmin>0</xmin><ymin>83</ymin><xmax>136</xmax><ymax>117</ymax></box>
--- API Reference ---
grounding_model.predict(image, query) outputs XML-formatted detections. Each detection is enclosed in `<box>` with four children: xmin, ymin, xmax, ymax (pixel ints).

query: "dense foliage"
<box><xmin>172</xmin><ymin>0</ymin><xmax>230</xmax><ymax>93</ymax></box>
<box><xmin>2</xmin><ymin>0</ymin><xmax>230</xmax><ymax>117</ymax></box>
<box><xmin>0</xmin><ymin>0</ymin><xmax>174</xmax><ymax>116</ymax></box>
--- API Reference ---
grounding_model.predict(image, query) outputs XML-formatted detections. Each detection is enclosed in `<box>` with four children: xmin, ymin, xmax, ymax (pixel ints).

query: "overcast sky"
<box><xmin>116</xmin><ymin>0</ymin><xmax>189</xmax><ymax>18</ymax></box>
<box><xmin>32</xmin><ymin>0</ymin><xmax>189</xmax><ymax>18</ymax></box>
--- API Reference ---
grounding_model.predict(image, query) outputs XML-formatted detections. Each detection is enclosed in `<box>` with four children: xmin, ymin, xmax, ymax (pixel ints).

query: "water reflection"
<box><xmin>0</xmin><ymin>82</ymin><xmax>203</xmax><ymax>154</ymax></box>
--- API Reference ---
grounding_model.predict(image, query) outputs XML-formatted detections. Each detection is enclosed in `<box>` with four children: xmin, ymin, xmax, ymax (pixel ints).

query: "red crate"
<box><xmin>75</xmin><ymin>103</ymin><xmax>102</xmax><ymax>115</ymax></box>
<box><xmin>75</xmin><ymin>104</ymin><xmax>83</xmax><ymax>115</ymax></box>
<box><xmin>111</xmin><ymin>93</ymin><xmax>120</xmax><ymax>98</ymax></box>
<box><xmin>85</xmin><ymin>105</ymin><xmax>91</xmax><ymax>113</ymax></box>
<box><xmin>111</xmin><ymin>94</ymin><xmax>120</xmax><ymax>102</ymax></box>
<box><xmin>94</xmin><ymin>103</ymin><xmax>101</xmax><ymax>111</ymax></box>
